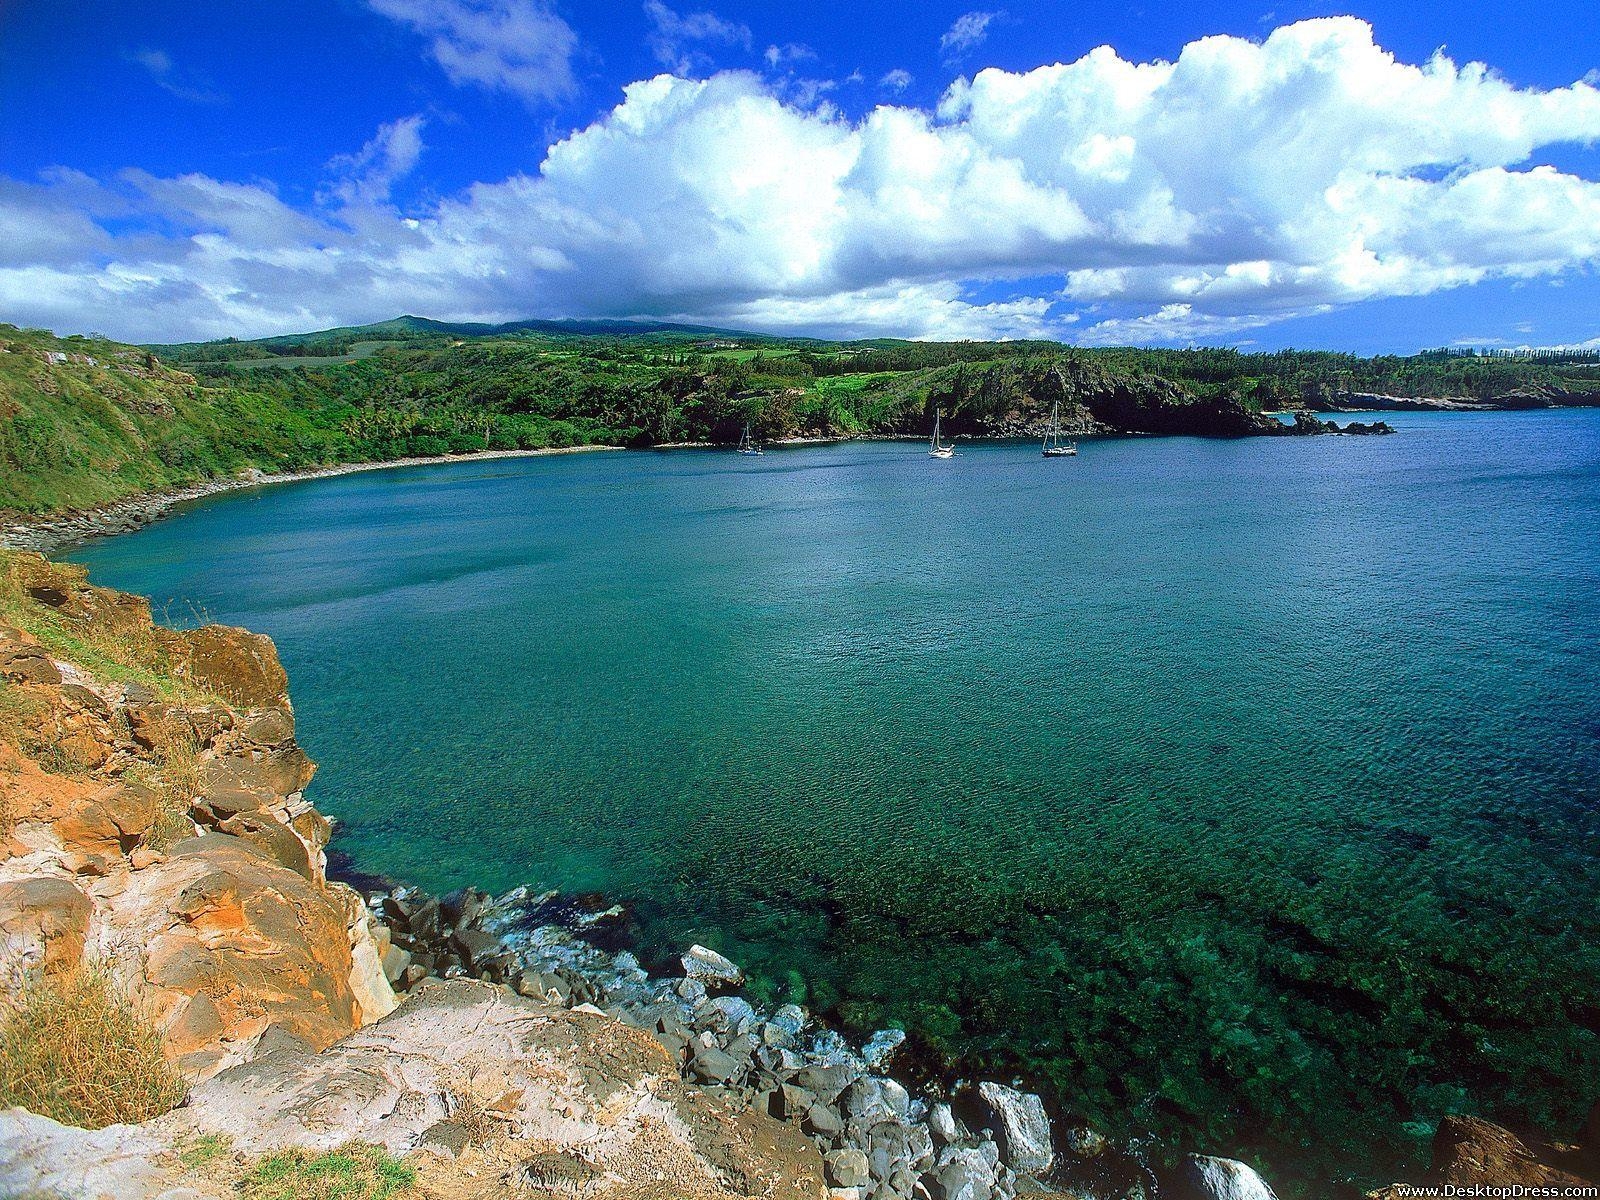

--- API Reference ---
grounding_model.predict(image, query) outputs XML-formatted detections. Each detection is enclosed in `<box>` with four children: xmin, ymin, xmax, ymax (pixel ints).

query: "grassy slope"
<box><xmin>0</xmin><ymin>326</ymin><xmax>346</xmax><ymax>514</ymax></box>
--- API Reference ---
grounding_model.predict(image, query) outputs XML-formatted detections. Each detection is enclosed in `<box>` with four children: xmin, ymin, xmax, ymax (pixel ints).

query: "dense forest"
<box><xmin>4</xmin><ymin>317</ymin><xmax>1598</xmax><ymax>515</ymax></box>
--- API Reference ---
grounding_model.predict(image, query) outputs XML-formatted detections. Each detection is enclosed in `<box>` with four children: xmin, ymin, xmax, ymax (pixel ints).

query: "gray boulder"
<box><xmin>978</xmin><ymin>1081</ymin><xmax>1054</xmax><ymax>1175</ymax></box>
<box><xmin>1176</xmin><ymin>1155</ymin><xmax>1279</xmax><ymax>1200</ymax></box>
<box><xmin>827</xmin><ymin>1147</ymin><xmax>873</xmax><ymax>1188</ymax></box>
<box><xmin>931</xmin><ymin>1144</ymin><xmax>998</xmax><ymax>1200</ymax></box>
<box><xmin>681</xmin><ymin>943</ymin><xmax>744</xmax><ymax>985</ymax></box>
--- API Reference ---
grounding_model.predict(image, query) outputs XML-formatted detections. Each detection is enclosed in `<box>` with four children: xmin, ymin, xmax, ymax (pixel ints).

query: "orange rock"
<box><xmin>159</xmin><ymin>625</ymin><xmax>291</xmax><ymax>709</ymax></box>
<box><xmin>114</xmin><ymin>833</ymin><xmax>361</xmax><ymax>1078</ymax></box>
<box><xmin>0</xmin><ymin>877</ymin><xmax>91</xmax><ymax>977</ymax></box>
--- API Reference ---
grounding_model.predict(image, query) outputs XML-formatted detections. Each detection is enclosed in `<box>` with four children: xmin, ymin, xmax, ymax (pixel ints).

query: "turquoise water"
<box><xmin>68</xmin><ymin>413</ymin><xmax>1600</xmax><ymax>1188</ymax></box>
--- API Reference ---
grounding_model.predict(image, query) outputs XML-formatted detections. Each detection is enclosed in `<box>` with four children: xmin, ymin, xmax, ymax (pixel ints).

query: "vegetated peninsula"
<box><xmin>5</xmin><ymin>315</ymin><xmax>1599</xmax><ymax>535</ymax></box>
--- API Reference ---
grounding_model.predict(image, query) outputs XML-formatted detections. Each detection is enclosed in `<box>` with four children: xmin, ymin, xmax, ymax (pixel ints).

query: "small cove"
<box><xmin>66</xmin><ymin>410</ymin><xmax>1600</xmax><ymax>1190</ymax></box>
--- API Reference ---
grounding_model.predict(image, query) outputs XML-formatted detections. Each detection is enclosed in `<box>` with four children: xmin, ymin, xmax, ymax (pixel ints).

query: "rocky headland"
<box><xmin>0</xmin><ymin>550</ymin><xmax>1594</xmax><ymax>1200</ymax></box>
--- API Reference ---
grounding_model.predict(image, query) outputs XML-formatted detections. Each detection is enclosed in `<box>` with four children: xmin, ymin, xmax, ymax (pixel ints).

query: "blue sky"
<box><xmin>2</xmin><ymin>0</ymin><xmax>1598</xmax><ymax>349</ymax></box>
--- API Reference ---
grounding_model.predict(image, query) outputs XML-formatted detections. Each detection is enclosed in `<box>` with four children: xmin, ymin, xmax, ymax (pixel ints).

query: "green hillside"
<box><xmin>4</xmin><ymin>317</ymin><xmax>1599</xmax><ymax>519</ymax></box>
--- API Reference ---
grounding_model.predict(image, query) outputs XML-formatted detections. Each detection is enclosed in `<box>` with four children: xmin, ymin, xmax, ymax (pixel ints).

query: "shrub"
<box><xmin>239</xmin><ymin>1144</ymin><xmax>417</xmax><ymax>1200</ymax></box>
<box><xmin>0</xmin><ymin>963</ymin><xmax>187</xmax><ymax>1128</ymax></box>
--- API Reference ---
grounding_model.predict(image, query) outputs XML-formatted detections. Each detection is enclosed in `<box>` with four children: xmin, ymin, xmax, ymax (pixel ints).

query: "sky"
<box><xmin>1</xmin><ymin>0</ymin><xmax>1598</xmax><ymax>350</ymax></box>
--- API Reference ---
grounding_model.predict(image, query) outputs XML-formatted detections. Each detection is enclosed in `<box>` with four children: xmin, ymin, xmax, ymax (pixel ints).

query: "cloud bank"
<box><xmin>6</xmin><ymin>18</ymin><xmax>1600</xmax><ymax>343</ymax></box>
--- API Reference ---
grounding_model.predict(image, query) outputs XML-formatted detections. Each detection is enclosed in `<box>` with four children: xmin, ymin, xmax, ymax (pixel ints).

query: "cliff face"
<box><xmin>936</xmin><ymin>358</ymin><xmax>1392</xmax><ymax>439</ymax></box>
<box><xmin>0</xmin><ymin>553</ymin><xmax>395</xmax><ymax>1078</ymax></box>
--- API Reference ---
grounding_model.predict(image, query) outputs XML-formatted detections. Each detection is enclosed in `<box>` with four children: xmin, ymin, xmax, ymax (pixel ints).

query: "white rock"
<box><xmin>1180</xmin><ymin>1155</ymin><xmax>1280</xmax><ymax>1200</ymax></box>
<box><xmin>977</xmin><ymin>1082</ymin><xmax>1053</xmax><ymax>1175</ymax></box>
<box><xmin>681</xmin><ymin>943</ymin><xmax>744</xmax><ymax>985</ymax></box>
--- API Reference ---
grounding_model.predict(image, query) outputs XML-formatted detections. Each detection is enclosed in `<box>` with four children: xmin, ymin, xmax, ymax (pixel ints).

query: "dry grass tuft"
<box><xmin>239</xmin><ymin>1143</ymin><xmax>417</xmax><ymax>1200</ymax></box>
<box><xmin>139</xmin><ymin>722</ymin><xmax>205</xmax><ymax>851</ymax></box>
<box><xmin>0</xmin><ymin>961</ymin><xmax>187</xmax><ymax>1128</ymax></box>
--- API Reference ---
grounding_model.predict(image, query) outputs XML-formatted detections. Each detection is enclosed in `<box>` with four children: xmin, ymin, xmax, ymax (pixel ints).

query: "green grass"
<box><xmin>240</xmin><ymin>1145</ymin><xmax>416</xmax><ymax>1200</ymax></box>
<box><xmin>178</xmin><ymin>1133</ymin><xmax>234</xmax><ymax>1169</ymax></box>
<box><xmin>0</xmin><ymin>551</ymin><xmax>213</xmax><ymax>701</ymax></box>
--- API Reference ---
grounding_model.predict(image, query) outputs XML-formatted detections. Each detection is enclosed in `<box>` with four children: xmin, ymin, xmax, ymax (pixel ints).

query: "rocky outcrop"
<box><xmin>1368</xmin><ymin>1115</ymin><xmax>1599</xmax><ymax>1199</ymax></box>
<box><xmin>0</xmin><ymin>985</ymin><xmax>828</xmax><ymax>1200</ymax></box>
<box><xmin>0</xmin><ymin>552</ymin><xmax>393</xmax><ymax>1081</ymax></box>
<box><xmin>937</xmin><ymin>358</ymin><xmax>1393</xmax><ymax>440</ymax></box>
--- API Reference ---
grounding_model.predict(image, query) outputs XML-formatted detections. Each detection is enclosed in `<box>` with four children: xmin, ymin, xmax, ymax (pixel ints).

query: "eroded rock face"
<box><xmin>101</xmin><ymin>833</ymin><xmax>365</xmax><ymax>1077</ymax></box>
<box><xmin>0</xmin><ymin>560</ymin><xmax>393</xmax><ymax>1081</ymax></box>
<box><xmin>170</xmin><ymin>979</ymin><xmax>825</xmax><ymax>1200</ymax></box>
<box><xmin>1368</xmin><ymin>1116</ymin><xmax>1599</xmax><ymax>1198</ymax></box>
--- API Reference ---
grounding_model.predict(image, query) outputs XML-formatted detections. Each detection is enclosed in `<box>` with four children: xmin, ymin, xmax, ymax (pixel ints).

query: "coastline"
<box><xmin>0</xmin><ymin>444</ymin><xmax>624</xmax><ymax>555</ymax></box>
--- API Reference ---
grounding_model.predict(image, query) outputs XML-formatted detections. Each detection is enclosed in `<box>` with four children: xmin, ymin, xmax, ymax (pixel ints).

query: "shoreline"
<box><xmin>0</xmin><ymin>444</ymin><xmax>624</xmax><ymax>554</ymax></box>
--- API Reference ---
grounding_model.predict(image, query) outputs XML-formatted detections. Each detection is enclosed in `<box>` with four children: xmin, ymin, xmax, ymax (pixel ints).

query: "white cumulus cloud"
<box><xmin>5</xmin><ymin>18</ymin><xmax>1600</xmax><ymax>345</ymax></box>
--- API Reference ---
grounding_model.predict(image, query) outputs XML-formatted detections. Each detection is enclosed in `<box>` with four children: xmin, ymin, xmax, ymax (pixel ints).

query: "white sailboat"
<box><xmin>1041</xmin><ymin>397</ymin><xmax>1077</xmax><ymax>457</ymax></box>
<box><xmin>928</xmin><ymin>411</ymin><xmax>955</xmax><ymax>459</ymax></box>
<box><xmin>737</xmin><ymin>421</ymin><xmax>763</xmax><ymax>456</ymax></box>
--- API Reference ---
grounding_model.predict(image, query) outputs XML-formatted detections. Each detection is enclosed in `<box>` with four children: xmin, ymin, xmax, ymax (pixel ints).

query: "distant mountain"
<box><xmin>148</xmin><ymin>314</ymin><xmax>783</xmax><ymax>354</ymax></box>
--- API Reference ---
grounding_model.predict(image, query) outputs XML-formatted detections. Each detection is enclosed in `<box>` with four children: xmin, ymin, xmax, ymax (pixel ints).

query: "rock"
<box><xmin>451</xmin><ymin>925</ymin><xmax>503</xmax><ymax>970</ymax></box>
<box><xmin>0</xmin><ymin>640</ymin><xmax>61</xmax><ymax>685</ymax></box>
<box><xmin>1175</xmin><ymin>1155</ymin><xmax>1278</xmax><ymax>1200</ymax></box>
<box><xmin>682</xmin><ymin>943</ymin><xmax>744</xmax><ymax>985</ymax></box>
<box><xmin>827</xmin><ymin>1147</ymin><xmax>873</xmax><ymax>1188</ymax></box>
<box><xmin>111</xmin><ymin>833</ymin><xmax>363</xmax><ymax>1078</ymax></box>
<box><xmin>0</xmin><ymin>877</ymin><xmax>91</xmax><ymax>976</ymax></box>
<box><xmin>798</xmin><ymin>1061</ymin><xmax>864</xmax><ymax>1104</ymax></box>
<box><xmin>862</xmin><ymin>1027</ymin><xmax>907</xmax><ymax>1070</ymax></box>
<box><xmin>979</xmin><ymin>1082</ymin><xmax>1054</xmax><ymax>1175</ymax></box>
<box><xmin>932</xmin><ymin>1144</ymin><xmax>998</xmax><ymax>1200</ymax></box>
<box><xmin>806</xmin><ymin>1103</ymin><xmax>846</xmax><ymax>1139</ymax></box>
<box><xmin>930</xmin><ymin>1102</ymin><xmax>968</xmax><ymax>1147</ymax></box>
<box><xmin>1367</xmin><ymin>1116</ymin><xmax>1596</xmax><ymax>1198</ymax></box>
<box><xmin>690</xmin><ymin>1045</ymin><xmax>744</xmax><ymax>1085</ymax></box>
<box><xmin>1060</xmin><ymin>1122</ymin><xmax>1110</xmax><ymax>1159</ymax></box>
<box><xmin>161</xmin><ymin>624</ymin><xmax>290</xmax><ymax>709</ymax></box>
<box><xmin>216</xmin><ymin>811</ymin><xmax>312</xmax><ymax>879</ymax></box>
<box><xmin>0</xmin><ymin>1108</ymin><xmax>229</xmax><ymax>1200</ymax></box>
<box><xmin>173</xmin><ymin>980</ymin><xmax>825</xmax><ymax>1198</ymax></box>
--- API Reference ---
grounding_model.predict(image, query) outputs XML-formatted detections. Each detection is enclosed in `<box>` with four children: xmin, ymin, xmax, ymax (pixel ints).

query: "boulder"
<box><xmin>160</xmin><ymin>624</ymin><xmax>290</xmax><ymax>709</ymax></box>
<box><xmin>682</xmin><ymin>943</ymin><xmax>744</xmax><ymax>985</ymax></box>
<box><xmin>979</xmin><ymin>1081</ymin><xmax>1054</xmax><ymax>1175</ymax></box>
<box><xmin>108</xmin><ymin>833</ymin><xmax>361</xmax><ymax>1077</ymax></box>
<box><xmin>1368</xmin><ymin>1116</ymin><xmax>1597</xmax><ymax>1197</ymax></box>
<box><xmin>826</xmin><ymin>1147</ymin><xmax>872</xmax><ymax>1188</ymax></box>
<box><xmin>0</xmin><ymin>877</ymin><xmax>91</xmax><ymax>977</ymax></box>
<box><xmin>1175</xmin><ymin>1155</ymin><xmax>1278</xmax><ymax>1200</ymax></box>
<box><xmin>932</xmin><ymin>1144</ymin><xmax>998</xmax><ymax>1200</ymax></box>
